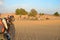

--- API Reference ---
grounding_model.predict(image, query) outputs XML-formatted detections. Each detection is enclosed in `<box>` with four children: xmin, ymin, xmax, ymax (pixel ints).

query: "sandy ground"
<box><xmin>0</xmin><ymin>14</ymin><xmax>60</xmax><ymax>40</ymax></box>
<box><xmin>13</xmin><ymin>20</ymin><xmax>60</xmax><ymax>40</ymax></box>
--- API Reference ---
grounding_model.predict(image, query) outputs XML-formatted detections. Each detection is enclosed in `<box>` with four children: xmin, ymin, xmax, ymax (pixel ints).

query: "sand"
<box><xmin>0</xmin><ymin>14</ymin><xmax>60</xmax><ymax>40</ymax></box>
<box><xmin>13</xmin><ymin>20</ymin><xmax>60</xmax><ymax>40</ymax></box>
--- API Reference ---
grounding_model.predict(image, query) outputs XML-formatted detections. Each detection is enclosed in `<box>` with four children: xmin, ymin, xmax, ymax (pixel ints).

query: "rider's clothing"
<box><xmin>2</xmin><ymin>18</ymin><xmax>8</xmax><ymax>30</ymax></box>
<box><xmin>2</xmin><ymin>18</ymin><xmax>11</xmax><ymax>40</ymax></box>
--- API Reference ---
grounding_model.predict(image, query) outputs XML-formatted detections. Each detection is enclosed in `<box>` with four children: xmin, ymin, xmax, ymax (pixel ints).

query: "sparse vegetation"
<box><xmin>15</xmin><ymin>8</ymin><xmax>28</xmax><ymax>15</ymax></box>
<box><xmin>46</xmin><ymin>18</ymin><xmax>49</xmax><ymax>20</ymax></box>
<box><xmin>29</xmin><ymin>9</ymin><xmax>37</xmax><ymax>17</ymax></box>
<box><xmin>15</xmin><ymin>8</ymin><xmax>20</xmax><ymax>15</ymax></box>
<box><xmin>54</xmin><ymin>12</ymin><xmax>59</xmax><ymax>16</ymax></box>
<box><xmin>39</xmin><ymin>13</ymin><xmax>44</xmax><ymax>15</ymax></box>
<box><xmin>30</xmin><ymin>17</ymin><xmax>38</xmax><ymax>20</ymax></box>
<box><xmin>15</xmin><ymin>8</ymin><xmax>60</xmax><ymax>20</ymax></box>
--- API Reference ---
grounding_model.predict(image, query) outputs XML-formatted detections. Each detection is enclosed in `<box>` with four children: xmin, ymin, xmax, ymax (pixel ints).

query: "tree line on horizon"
<box><xmin>15</xmin><ymin>8</ymin><xmax>60</xmax><ymax>16</ymax></box>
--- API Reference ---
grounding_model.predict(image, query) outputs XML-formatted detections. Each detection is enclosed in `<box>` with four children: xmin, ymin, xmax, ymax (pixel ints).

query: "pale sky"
<box><xmin>0</xmin><ymin>0</ymin><xmax>60</xmax><ymax>14</ymax></box>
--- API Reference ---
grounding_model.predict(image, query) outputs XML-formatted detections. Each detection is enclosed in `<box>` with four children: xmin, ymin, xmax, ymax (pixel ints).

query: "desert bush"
<box><xmin>39</xmin><ymin>13</ymin><xmax>44</xmax><ymax>15</ymax></box>
<box><xmin>30</xmin><ymin>17</ymin><xmax>38</xmax><ymax>20</ymax></box>
<box><xmin>46</xmin><ymin>18</ymin><xmax>49</xmax><ymax>20</ymax></box>
<box><xmin>15</xmin><ymin>8</ymin><xmax>28</xmax><ymax>15</ymax></box>
<box><xmin>29</xmin><ymin>9</ymin><xmax>37</xmax><ymax>17</ymax></box>
<box><xmin>54</xmin><ymin>12</ymin><xmax>59</xmax><ymax>16</ymax></box>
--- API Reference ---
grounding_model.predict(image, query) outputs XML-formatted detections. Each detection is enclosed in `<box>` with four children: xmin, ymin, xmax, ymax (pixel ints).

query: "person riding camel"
<box><xmin>2</xmin><ymin>16</ymin><xmax>9</xmax><ymax>30</ymax></box>
<box><xmin>0</xmin><ymin>15</ymin><xmax>15</xmax><ymax>40</ymax></box>
<box><xmin>2</xmin><ymin>15</ymin><xmax>14</xmax><ymax>32</ymax></box>
<box><xmin>2</xmin><ymin>15</ymin><xmax>11</xmax><ymax>40</ymax></box>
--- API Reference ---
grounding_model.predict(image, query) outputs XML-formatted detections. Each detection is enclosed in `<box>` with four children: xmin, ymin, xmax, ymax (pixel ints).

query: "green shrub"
<box><xmin>54</xmin><ymin>12</ymin><xmax>59</xmax><ymax>16</ymax></box>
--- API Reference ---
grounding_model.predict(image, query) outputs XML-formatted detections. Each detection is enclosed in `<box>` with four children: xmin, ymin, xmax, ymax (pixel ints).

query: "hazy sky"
<box><xmin>0</xmin><ymin>0</ymin><xmax>60</xmax><ymax>14</ymax></box>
